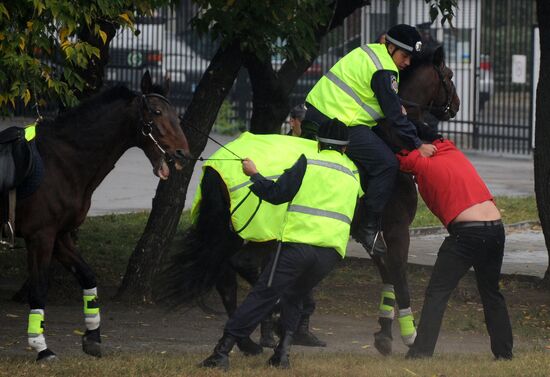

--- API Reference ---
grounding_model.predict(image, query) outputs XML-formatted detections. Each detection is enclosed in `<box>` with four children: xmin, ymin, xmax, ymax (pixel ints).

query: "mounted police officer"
<box><xmin>304</xmin><ymin>24</ymin><xmax>437</xmax><ymax>257</ymax></box>
<box><xmin>200</xmin><ymin>119</ymin><xmax>361</xmax><ymax>370</ymax></box>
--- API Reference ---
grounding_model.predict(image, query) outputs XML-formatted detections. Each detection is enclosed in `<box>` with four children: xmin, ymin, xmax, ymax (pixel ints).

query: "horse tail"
<box><xmin>155</xmin><ymin>167</ymin><xmax>242</xmax><ymax>308</ymax></box>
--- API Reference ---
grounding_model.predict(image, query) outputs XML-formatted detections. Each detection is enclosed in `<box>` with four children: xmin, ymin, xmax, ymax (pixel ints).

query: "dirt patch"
<box><xmin>0</xmin><ymin>258</ymin><xmax>547</xmax><ymax>361</ymax></box>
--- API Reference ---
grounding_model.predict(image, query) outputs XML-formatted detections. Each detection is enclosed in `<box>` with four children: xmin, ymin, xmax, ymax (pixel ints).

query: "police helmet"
<box><xmin>386</xmin><ymin>24</ymin><xmax>423</xmax><ymax>55</ymax></box>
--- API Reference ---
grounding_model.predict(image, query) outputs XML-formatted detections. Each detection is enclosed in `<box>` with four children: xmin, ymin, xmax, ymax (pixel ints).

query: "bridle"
<box><xmin>140</xmin><ymin>92</ymin><xmax>177</xmax><ymax>163</ymax></box>
<box><xmin>401</xmin><ymin>63</ymin><xmax>456</xmax><ymax>120</ymax></box>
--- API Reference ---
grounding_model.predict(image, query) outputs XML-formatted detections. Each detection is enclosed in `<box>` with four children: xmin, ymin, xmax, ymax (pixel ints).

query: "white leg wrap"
<box><xmin>398</xmin><ymin>307</ymin><xmax>417</xmax><ymax>346</ymax></box>
<box><xmin>28</xmin><ymin>309</ymin><xmax>47</xmax><ymax>353</ymax></box>
<box><xmin>83</xmin><ymin>288</ymin><xmax>101</xmax><ymax>331</ymax></box>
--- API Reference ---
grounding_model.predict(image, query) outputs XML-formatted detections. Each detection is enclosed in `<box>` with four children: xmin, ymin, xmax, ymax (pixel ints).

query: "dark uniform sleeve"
<box><xmin>248</xmin><ymin>154</ymin><xmax>307</xmax><ymax>205</ymax></box>
<box><xmin>371</xmin><ymin>70</ymin><xmax>423</xmax><ymax>149</ymax></box>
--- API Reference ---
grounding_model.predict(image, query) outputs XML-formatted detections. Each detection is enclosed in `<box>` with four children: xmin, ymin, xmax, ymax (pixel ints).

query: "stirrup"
<box><xmin>0</xmin><ymin>221</ymin><xmax>15</xmax><ymax>248</ymax></box>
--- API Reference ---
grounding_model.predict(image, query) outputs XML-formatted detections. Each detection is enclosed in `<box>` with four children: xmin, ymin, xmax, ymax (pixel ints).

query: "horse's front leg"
<box><xmin>25</xmin><ymin>230</ymin><xmax>57</xmax><ymax>361</ymax></box>
<box><xmin>53</xmin><ymin>232</ymin><xmax>101</xmax><ymax>358</ymax></box>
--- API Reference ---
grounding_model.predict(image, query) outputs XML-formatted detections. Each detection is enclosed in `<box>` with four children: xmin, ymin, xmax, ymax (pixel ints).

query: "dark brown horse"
<box><xmin>12</xmin><ymin>72</ymin><xmax>190</xmax><ymax>361</ymax></box>
<box><xmin>159</xmin><ymin>45</ymin><xmax>460</xmax><ymax>355</ymax></box>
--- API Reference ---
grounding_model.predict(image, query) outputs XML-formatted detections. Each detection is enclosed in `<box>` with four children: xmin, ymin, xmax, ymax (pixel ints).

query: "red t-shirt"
<box><xmin>396</xmin><ymin>139</ymin><xmax>493</xmax><ymax>227</ymax></box>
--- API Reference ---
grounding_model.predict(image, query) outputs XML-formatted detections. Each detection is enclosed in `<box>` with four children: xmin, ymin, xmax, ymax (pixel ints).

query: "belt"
<box><xmin>449</xmin><ymin>219</ymin><xmax>502</xmax><ymax>232</ymax></box>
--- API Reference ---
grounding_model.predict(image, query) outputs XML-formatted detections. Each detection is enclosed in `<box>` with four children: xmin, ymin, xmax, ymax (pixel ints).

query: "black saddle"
<box><xmin>0</xmin><ymin>126</ymin><xmax>35</xmax><ymax>192</ymax></box>
<box><xmin>1</xmin><ymin>123</ymin><xmax>38</xmax><ymax>247</ymax></box>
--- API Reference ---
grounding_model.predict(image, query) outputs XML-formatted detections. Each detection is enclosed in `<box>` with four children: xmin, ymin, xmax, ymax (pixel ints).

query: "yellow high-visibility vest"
<box><xmin>306</xmin><ymin>44</ymin><xmax>399</xmax><ymax>127</ymax></box>
<box><xmin>191</xmin><ymin>132</ymin><xmax>361</xmax><ymax>252</ymax></box>
<box><xmin>279</xmin><ymin>149</ymin><xmax>361</xmax><ymax>257</ymax></box>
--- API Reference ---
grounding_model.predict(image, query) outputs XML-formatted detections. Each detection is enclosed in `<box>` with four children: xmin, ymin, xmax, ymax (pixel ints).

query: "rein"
<box><xmin>178</xmin><ymin>119</ymin><xmax>243</xmax><ymax>162</ymax></box>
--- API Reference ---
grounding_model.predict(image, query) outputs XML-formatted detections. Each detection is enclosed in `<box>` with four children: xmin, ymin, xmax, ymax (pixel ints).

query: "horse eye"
<box><xmin>154</xmin><ymin>109</ymin><xmax>162</xmax><ymax>115</ymax></box>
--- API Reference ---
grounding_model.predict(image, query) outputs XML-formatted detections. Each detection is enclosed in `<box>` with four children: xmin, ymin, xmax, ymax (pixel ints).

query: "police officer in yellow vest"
<box><xmin>200</xmin><ymin>119</ymin><xmax>361</xmax><ymax>370</ymax></box>
<box><xmin>304</xmin><ymin>24</ymin><xmax>437</xmax><ymax>256</ymax></box>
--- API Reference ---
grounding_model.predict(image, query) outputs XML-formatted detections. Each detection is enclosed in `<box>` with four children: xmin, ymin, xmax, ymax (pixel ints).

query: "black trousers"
<box><xmin>410</xmin><ymin>222</ymin><xmax>513</xmax><ymax>359</ymax></box>
<box><xmin>224</xmin><ymin>242</ymin><xmax>341</xmax><ymax>339</ymax></box>
<box><xmin>304</xmin><ymin>104</ymin><xmax>398</xmax><ymax>215</ymax></box>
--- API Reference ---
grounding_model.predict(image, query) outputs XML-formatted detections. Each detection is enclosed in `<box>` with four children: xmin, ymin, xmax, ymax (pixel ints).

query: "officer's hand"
<box><xmin>417</xmin><ymin>143</ymin><xmax>437</xmax><ymax>157</ymax></box>
<box><xmin>242</xmin><ymin>158</ymin><xmax>259</xmax><ymax>176</ymax></box>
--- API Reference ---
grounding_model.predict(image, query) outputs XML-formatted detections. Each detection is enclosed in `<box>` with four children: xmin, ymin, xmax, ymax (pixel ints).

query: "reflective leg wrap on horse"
<box><xmin>28</xmin><ymin>309</ymin><xmax>56</xmax><ymax>361</ymax></box>
<box><xmin>83</xmin><ymin>288</ymin><xmax>100</xmax><ymax>330</ymax></box>
<box><xmin>28</xmin><ymin>309</ymin><xmax>47</xmax><ymax>353</ymax></box>
<box><xmin>398</xmin><ymin>307</ymin><xmax>417</xmax><ymax>346</ymax></box>
<box><xmin>374</xmin><ymin>285</ymin><xmax>395</xmax><ymax>356</ymax></box>
<box><xmin>379</xmin><ymin>284</ymin><xmax>396</xmax><ymax>319</ymax></box>
<box><xmin>82</xmin><ymin>288</ymin><xmax>102</xmax><ymax>357</ymax></box>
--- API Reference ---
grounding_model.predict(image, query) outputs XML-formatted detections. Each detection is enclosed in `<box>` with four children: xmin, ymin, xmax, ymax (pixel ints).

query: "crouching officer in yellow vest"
<box><xmin>200</xmin><ymin>119</ymin><xmax>361</xmax><ymax>371</ymax></box>
<box><xmin>304</xmin><ymin>24</ymin><xmax>437</xmax><ymax>257</ymax></box>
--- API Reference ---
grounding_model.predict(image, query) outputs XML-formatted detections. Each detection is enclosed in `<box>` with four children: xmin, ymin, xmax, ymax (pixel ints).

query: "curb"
<box><xmin>409</xmin><ymin>220</ymin><xmax>540</xmax><ymax>237</ymax></box>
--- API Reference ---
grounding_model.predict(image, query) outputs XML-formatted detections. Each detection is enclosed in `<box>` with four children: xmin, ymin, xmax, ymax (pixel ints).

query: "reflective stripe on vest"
<box><xmin>281</xmin><ymin>152</ymin><xmax>360</xmax><ymax>257</ymax></box>
<box><xmin>306</xmin><ymin>44</ymin><xmax>399</xmax><ymax>127</ymax></box>
<box><xmin>288</xmin><ymin>204</ymin><xmax>352</xmax><ymax>225</ymax></box>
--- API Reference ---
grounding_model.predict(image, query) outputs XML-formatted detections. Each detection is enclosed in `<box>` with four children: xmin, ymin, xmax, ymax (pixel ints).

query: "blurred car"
<box><xmin>105</xmin><ymin>19</ymin><xmax>165</xmax><ymax>91</ymax></box>
<box><xmin>162</xmin><ymin>39</ymin><xmax>211</xmax><ymax>102</ymax></box>
<box><xmin>479</xmin><ymin>53</ymin><xmax>494</xmax><ymax>111</ymax></box>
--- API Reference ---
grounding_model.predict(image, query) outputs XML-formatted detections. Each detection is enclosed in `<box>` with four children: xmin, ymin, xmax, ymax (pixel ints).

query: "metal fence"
<box><xmin>17</xmin><ymin>0</ymin><xmax>536</xmax><ymax>154</ymax></box>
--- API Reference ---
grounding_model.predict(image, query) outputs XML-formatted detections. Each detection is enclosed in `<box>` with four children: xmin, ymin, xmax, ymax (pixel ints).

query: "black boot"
<box><xmin>353</xmin><ymin>213</ymin><xmax>387</xmax><ymax>257</ymax></box>
<box><xmin>200</xmin><ymin>333</ymin><xmax>237</xmax><ymax>370</ymax></box>
<box><xmin>293</xmin><ymin>316</ymin><xmax>326</xmax><ymax>347</ymax></box>
<box><xmin>268</xmin><ymin>331</ymin><xmax>294</xmax><ymax>369</ymax></box>
<box><xmin>260</xmin><ymin>317</ymin><xmax>278</xmax><ymax>348</ymax></box>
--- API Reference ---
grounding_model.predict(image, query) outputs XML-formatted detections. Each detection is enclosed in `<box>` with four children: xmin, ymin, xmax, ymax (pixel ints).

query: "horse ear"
<box><xmin>433</xmin><ymin>45</ymin><xmax>445</xmax><ymax>67</ymax></box>
<box><xmin>163</xmin><ymin>72</ymin><xmax>171</xmax><ymax>96</ymax></box>
<box><xmin>141</xmin><ymin>70</ymin><xmax>152</xmax><ymax>94</ymax></box>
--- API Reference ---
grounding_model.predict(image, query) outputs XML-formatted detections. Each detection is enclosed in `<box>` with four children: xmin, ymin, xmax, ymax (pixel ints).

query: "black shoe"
<box><xmin>259</xmin><ymin>317</ymin><xmax>278</xmax><ymax>348</ymax></box>
<box><xmin>293</xmin><ymin>316</ymin><xmax>326</xmax><ymax>347</ymax></box>
<box><xmin>268</xmin><ymin>331</ymin><xmax>294</xmax><ymax>369</ymax></box>
<box><xmin>200</xmin><ymin>333</ymin><xmax>237</xmax><ymax>370</ymax></box>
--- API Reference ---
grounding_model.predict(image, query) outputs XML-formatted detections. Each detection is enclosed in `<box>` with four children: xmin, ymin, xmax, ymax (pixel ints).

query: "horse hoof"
<box><xmin>82</xmin><ymin>329</ymin><xmax>102</xmax><ymax>358</ymax></box>
<box><xmin>36</xmin><ymin>348</ymin><xmax>57</xmax><ymax>362</ymax></box>
<box><xmin>374</xmin><ymin>331</ymin><xmax>393</xmax><ymax>356</ymax></box>
<box><xmin>236</xmin><ymin>336</ymin><xmax>263</xmax><ymax>356</ymax></box>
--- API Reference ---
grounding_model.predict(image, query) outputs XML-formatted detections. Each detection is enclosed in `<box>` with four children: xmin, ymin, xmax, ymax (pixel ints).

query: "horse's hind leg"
<box><xmin>25</xmin><ymin>230</ymin><xmax>58</xmax><ymax>361</ymax></box>
<box><xmin>384</xmin><ymin>222</ymin><xmax>416</xmax><ymax>348</ymax></box>
<box><xmin>53</xmin><ymin>232</ymin><xmax>101</xmax><ymax>358</ymax></box>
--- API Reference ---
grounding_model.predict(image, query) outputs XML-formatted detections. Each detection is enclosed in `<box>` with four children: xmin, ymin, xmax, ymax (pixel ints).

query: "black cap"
<box><xmin>386</xmin><ymin>24</ymin><xmax>423</xmax><ymax>55</ymax></box>
<box><xmin>317</xmin><ymin>118</ymin><xmax>349</xmax><ymax>146</ymax></box>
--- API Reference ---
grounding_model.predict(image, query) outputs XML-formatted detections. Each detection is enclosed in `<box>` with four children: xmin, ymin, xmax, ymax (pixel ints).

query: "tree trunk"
<box><xmin>534</xmin><ymin>0</ymin><xmax>550</xmax><ymax>286</ymax></box>
<box><xmin>117</xmin><ymin>41</ymin><xmax>243</xmax><ymax>302</ymax></box>
<box><xmin>247</xmin><ymin>0</ymin><xmax>369</xmax><ymax>133</ymax></box>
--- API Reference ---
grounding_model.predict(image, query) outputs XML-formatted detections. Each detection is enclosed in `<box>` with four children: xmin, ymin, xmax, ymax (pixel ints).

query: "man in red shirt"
<box><xmin>397</xmin><ymin>127</ymin><xmax>513</xmax><ymax>360</ymax></box>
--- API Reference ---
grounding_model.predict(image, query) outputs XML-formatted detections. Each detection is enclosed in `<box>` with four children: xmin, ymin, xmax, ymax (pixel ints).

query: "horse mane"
<box><xmin>36</xmin><ymin>85</ymin><xmax>139</xmax><ymax>150</ymax></box>
<box><xmin>39</xmin><ymin>85</ymin><xmax>137</xmax><ymax>131</ymax></box>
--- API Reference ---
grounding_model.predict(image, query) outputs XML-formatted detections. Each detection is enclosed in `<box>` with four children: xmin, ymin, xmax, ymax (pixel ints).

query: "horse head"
<box><xmin>400</xmin><ymin>45</ymin><xmax>460</xmax><ymax>121</ymax></box>
<box><xmin>138</xmin><ymin>71</ymin><xmax>191</xmax><ymax>180</ymax></box>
